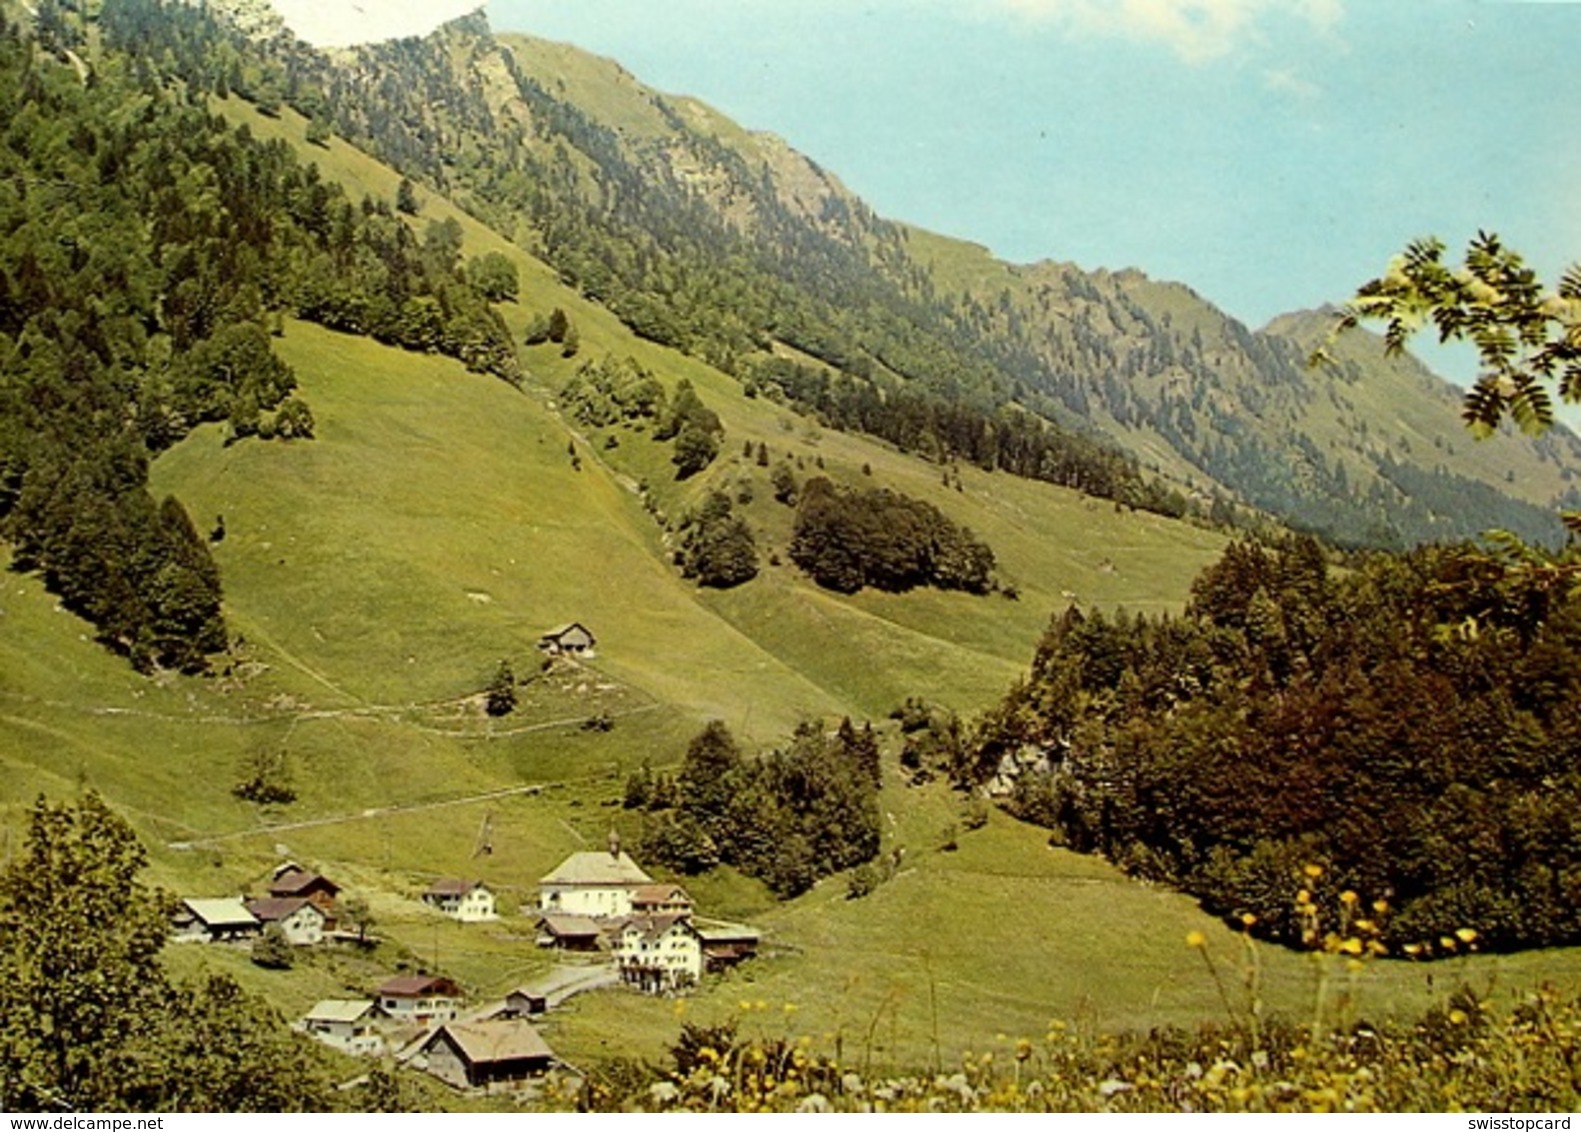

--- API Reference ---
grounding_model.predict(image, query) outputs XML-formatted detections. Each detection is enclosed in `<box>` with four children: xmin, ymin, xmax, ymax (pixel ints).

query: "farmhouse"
<box><xmin>632</xmin><ymin>883</ymin><xmax>694</xmax><ymax>916</ymax></box>
<box><xmin>269</xmin><ymin>863</ymin><xmax>341</xmax><ymax>924</ymax></box>
<box><xmin>694</xmin><ymin>920</ymin><xmax>762</xmax><ymax>972</ymax></box>
<box><xmin>609</xmin><ymin>913</ymin><xmax>704</xmax><ymax>992</ymax></box>
<box><xmin>171</xmin><ymin>897</ymin><xmax>260</xmax><ymax>944</ymax></box>
<box><xmin>418</xmin><ymin>1019</ymin><xmax>555</xmax><ymax>1092</ymax></box>
<box><xmin>299</xmin><ymin>1000</ymin><xmax>386</xmax><ymax>1057</ymax></box>
<box><xmin>422</xmin><ymin>879</ymin><xmax>498</xmax><ymax>922</ymax></box>
<box><xmin>539</xmin><ymin>833</ymin><xmax>652</xmax><ymax>918</ymax></box>
<box><xmin>537</xmin><ymin>622</ymin><xmax>596</xmax><ymax>658</ymax></box>
<box><xmin>246</xmin><ymin>896</ymin><xmax>327</xmax><ymax>946</ymax></box>
<box><xmin>535</xmin><ymin>913</ymin><xmax>604</xmax><ymax>952</ymax></box>
<box><xmin>502</xmin><ymin>986</ymin><xmax>549</xmax><ymax>1019</ymax></box>
<box><xmin>375</xmin><ymin>974</ymin><xmax>464</xmax><ymax>1026</ymax></box>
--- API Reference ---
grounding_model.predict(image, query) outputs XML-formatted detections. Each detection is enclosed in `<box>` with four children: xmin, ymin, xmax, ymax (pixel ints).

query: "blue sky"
<box><xmin>480</xmin><ymin>0</ymin><xmax>1581</xmax><ymax>379</ymax></box>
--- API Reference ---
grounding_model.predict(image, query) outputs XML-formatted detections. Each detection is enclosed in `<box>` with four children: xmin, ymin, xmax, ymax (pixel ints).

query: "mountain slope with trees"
<box><xmin>100</xmin><ymin>0</ymin><xmax>1581</xmax><ymax>550</ymax></box>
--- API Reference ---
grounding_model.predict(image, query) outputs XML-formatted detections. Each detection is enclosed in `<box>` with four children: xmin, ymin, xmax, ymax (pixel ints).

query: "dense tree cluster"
<box><xmin>0</xmin><ymin>793</ymin><xmax>331</xmax><ymax>1111</ymax></box>
<box><xmin>674</xmin><ymin>490</ymin><xmax>758</xmax><ymax>589</ymax></box>
<box><xmin>654</xmin><ymin>379</ymin><xmax>723</xmax><ymax>479</ymax></box>
<box><xmin>974</xmin><ymin>536</ymin><xmax>1581</xmax><ymax>953</ymax></box>
<box><xmin>790</xmin><ymin>477</ymin><xmax>995</xmax><ymax>595</ymax></box>
<box><xmin>559</xmin><ymin>354</ymin><xmax>667</xmax><ymax>428</ymax></box>
<box><xmin>635</xmin><ymin>720</ymin><xmax>881</xmax><ymax>897</ymax></box>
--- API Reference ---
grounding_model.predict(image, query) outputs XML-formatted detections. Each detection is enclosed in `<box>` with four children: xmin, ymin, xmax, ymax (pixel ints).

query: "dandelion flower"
<box><xmin>1186</xmin><ymin>930</ymin><xmax>1207</xmax><ymax>948</ymax></box>
<box><xmin>1373</xmin><ymin>899</ymin><xmax>1390</xmax><ymax>914</ymax></box>
<box><xmin>1449</xmin><ymin>1008</ymin><xmax>1469</xmax><ymax>1026</ymax></box>
<box><xmin>1456</xmin><ymin>927</ymin><xmax>1478</xmax><ymax>944</ymax></box>
<box><xmin>1340</xmin><ymin>890</ymin><xmax>1359</xmax><ymax>906</ymax></box>
<box><xmin>1241</xmin><ymin>912</ymin><xmax>1257</xmax><ymax>928</ymax></box>
<box><xmin>1304</xmin><ymin>863</ymin><xmax>1324</xmax><ymax>879</ymax></box>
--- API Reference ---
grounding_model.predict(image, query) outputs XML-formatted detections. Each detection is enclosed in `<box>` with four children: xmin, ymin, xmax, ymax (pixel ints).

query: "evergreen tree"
<box><xmin>395</xmin><ymin>175</ymin><xmax>419</xmax><ymax>215</ymax></box>
<box><xmin>485</xmin><ymin>659</ymin><xmax>517</xmax><ymax>717</ymax></box>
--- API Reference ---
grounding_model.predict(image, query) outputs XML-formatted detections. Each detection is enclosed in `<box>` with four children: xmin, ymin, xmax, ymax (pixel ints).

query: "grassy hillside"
<box><xmin>5</xmin><ymin>80</ymin><xmax>1579</xmax><ymax>1082</ymax></box>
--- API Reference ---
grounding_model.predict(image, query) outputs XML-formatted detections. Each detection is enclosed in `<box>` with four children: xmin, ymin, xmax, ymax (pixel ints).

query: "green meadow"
<box><xmin>4</xmin><ymin>98</ymin><xmax>1578</xmax><ymax>1074</ymax></box>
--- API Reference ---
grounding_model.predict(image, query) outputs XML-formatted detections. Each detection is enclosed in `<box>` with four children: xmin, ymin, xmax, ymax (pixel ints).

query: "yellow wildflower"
<box><xmin>1186</xmin><ymin>930</ymin><xmax>1207</xmax><ymax>948</ymax></box>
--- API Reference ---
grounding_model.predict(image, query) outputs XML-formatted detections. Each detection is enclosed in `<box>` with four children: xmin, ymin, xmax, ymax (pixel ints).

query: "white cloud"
<box><xmin>1264</xmin><ymin>66</ymin><xmax>1321</xmax><ymax>99</ymax></box>
<box><xmin>268</xmin><ymin>0</ymin><xmax>486</xmax><ymax>48</ymax></box>
<box><xmin>990</xmin><ymin>0</ymin><xmax>1343</xmax><ymax>64</ymax></box>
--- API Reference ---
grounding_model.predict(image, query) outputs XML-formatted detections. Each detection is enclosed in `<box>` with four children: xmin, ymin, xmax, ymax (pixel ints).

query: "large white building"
<box><xmin>609</xmin><ymin>914</ymin><xmax>704</xmax><ymax>992</ymax></box>
<box><xmin>538</xmin><ymin>834</ymin><xmax>653</xmax><ymax>919</ymax></box>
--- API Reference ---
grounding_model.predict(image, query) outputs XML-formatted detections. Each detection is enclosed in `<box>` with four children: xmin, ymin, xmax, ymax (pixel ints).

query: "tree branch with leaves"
<box><xmin>1325</xmin><ymin>231</ymin><xmax>1581</xmax><ymax>530</ymax></box>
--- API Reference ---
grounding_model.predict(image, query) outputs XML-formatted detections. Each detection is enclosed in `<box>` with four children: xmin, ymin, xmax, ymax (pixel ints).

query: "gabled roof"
<box><xmin>632</xmin><ymin>883</ymin><xmax>693</xmax><ymax>907</ymax></box>
<box><xmin>427</xmin><ymin>1020</ymin><xmax>554</xmax><ymax>1067</ymax></box>
<box><xmin>181</xmin><ymin>897</ymin><xmax>258</xmax><ymax>928</ymax></box>
<box><xmin>376</xmin><ymin>974</ymin><xmax>462</xmax><ymax>999</ymax></box>
<box><xmin>269</xmin><ymin>866</ymin><xmax>340</xmax><ymax>898</ymax></box>
<box><xmin>693</xmin><ymin>920</ymin><xmax>762</xmax><ymax>945</ymax></box>
<box><xmin>247</xmin><ymin>896</ymin><xmax>323</xmax><ymax>923</ymax></box>
<box><xmin>539</xmin><ymin>622</ymin><xmax>594</xmax><ymax>642</ymax></box>
<box><xmin>424</xmin><ymin>878</ymin><xmax>489</xmax><ymax>899</ymax></box>
<box><xmin>304</xmin><ymin>999</ymin><xmax>380</xmax><ymax>1024</ymax></box>
<box><xmin>536</xmin><ymin>913</ymin><xmax>603</xmax><ymax>939</ymax></box>
<box><xmin>614</xmin><ymin>913</ymin><xmax>698</xmax><ymax>945</ymax></box>
<box><xmin>540</xmin><ymin>850</ymin><xmax>653</xmax><ymax>887</ymax></box>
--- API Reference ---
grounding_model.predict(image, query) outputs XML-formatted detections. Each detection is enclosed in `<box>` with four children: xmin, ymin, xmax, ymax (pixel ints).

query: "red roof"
<box><xmin>376</xmin><ymin>974</ymin><xmax>462</xmax><ymax>999</ymax></box>
<box><xmin>245</xmin><ymin>896</ymin><xmax>320</xmax><ymax>923</ymax></box>
<box><xmin>269</xmin><ymin>866</ymin><xmax>340</xmax><ymax>899</ymax></box>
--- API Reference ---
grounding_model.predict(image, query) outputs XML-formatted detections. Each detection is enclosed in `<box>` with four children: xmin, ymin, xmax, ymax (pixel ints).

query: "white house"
<box><xmin>538</xmin><ymin>834</ymin><xmax>652</xmax><ymax>919</ymax></box>
<box><xmin>299</xmin><ymin>1000</ymin><xmax>386</xmax><ymax>1057</ymax></box>
<box><xmin>609</xmin><ymin>913</ymin><xmax>704</xmax><ymax>992</ymax></box>
<box><xmin>422</xmin><ymin>879</ymin><xmax>498</xmax><ymax>922</ymax></box>
<box><xmin>246</xmin><ymin>896</ymin><xmax>328</xmax><ymax>945</ymax></box>
<box><xmin>375</xmin><ymin>975</ymin><xmax>464</xmax><ymax>1026</ymax></box>
<box><xmin>171</xmin><ymin>897</ymin><xmax>260</xmax><ymax>944</ymax></box>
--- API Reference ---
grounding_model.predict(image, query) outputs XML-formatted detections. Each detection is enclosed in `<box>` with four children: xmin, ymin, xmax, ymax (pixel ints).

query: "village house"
<box><xmin>609</xmin><ymin>913</ymin><xmax>704</xmax><ymax>992</ymax></box>
<box><xmin>418</xmin><ymin>1019</ymin><xmax>555</xmax><ymax>1092</ymax></box>
<box><xmin>298</xmin><ymin>1000</ymin><xmax>387</xmax><ymax>1057</ymax></box>
<box><xmin>375</xmin><ymin>975</ymin><xmax>464</xmax><ymax>1026</ymax></box>
<box><xmin>268</xmin><ymin>863</ymin><xmax>341</xmax><ymax>926</ymax></box>
<box><xmin>536</xmin><ymin>622</ymin><xmax>596</xmax><ymax>659</ymax></box>
<box><xmin>501</xmin><ymin>986</ymin><xmax>549</xmax><ymax>1019</ymax></box>
<box><xmin>538</xmin><ymin>832</ymin><xmax>653</xmax><ymax>918</ymax></box>
<box><xmin>422</xmin><ymin>879</ymin><xmax>498</xmax><ymax>922</ymax></box>
<box><xmin>632</xmin><ymin>883</ymin><xmax>694</xmax><ymax>917</ymax></box>
<box><xmin>694</xmin><ymin>920</ymin><xmax>762</xmax><ymax>973</ymax></box>
<box><xmin>245</xmin><ymin>896</ymin><xmax>328</xmax><ymax>946</ymax></box>
<box><xmin>171</xmin><ymin>897</ymin><xmax>261</xmax><ymax>944</ymax></box>
<box><xmin>534</xmin><ymin>913</ymin><xmax>604</xmax><ymax>953</ymax></box>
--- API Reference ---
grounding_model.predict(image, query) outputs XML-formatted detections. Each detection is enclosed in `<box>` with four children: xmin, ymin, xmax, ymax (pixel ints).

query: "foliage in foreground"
<box><xmin>0</xmin><ymin>793</ymin><xmax>335</xmax><ymax>1112</ymax></box>
<box><xmin>568</xmin><ymin>982</ymin><xmax>1581</xmax><ymax>1113</ymax></box>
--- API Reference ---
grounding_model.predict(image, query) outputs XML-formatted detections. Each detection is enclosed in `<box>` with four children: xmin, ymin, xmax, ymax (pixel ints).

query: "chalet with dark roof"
<box><xmin>245</xmin><ymin>896</ymin><xmax>327</xmax><ymax>946</ymax></box>
<box><xmin>537</xmin><ymin>622</ymin><xmax>596</xmax><ymax>658</ymax></box>
<box><xmin>419</xmin><ymin>1019</ymin><xmax>555</xmax><ymax>1092</ymax></box>
<box><xmin>375</xmin><ymin>974</ymin><xmax>463</xmax><ymax>1026</ymax></box>
<box><xmin>268</xmin><ymin>863</ymin><xmax>341</xmax><ymax>925</ymax></box>
<box><xmin>421</xmin><ymin>879</ymin><xmax>497</xmax><ymax>922</ymax></box>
